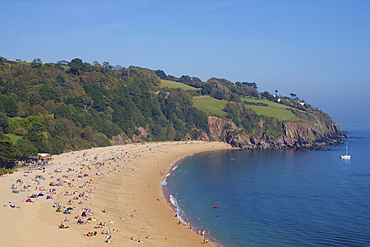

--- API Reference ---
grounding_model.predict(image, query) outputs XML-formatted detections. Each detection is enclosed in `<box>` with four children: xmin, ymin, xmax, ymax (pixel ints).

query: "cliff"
<box><xmin>205</xmin><ymin>112</ymin><xmax>345</xmax><ymax>150</ymax></box>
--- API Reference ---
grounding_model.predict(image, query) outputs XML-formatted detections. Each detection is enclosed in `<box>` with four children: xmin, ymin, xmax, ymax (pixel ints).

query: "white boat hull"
<box><xmin>340</xmin><ymin>154</ymin><xmax>351</xmax><ymax>159</ymax></box>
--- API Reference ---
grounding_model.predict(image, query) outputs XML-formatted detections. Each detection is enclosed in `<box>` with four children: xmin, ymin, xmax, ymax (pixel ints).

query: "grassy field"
<box><xmin>242</xmin><ymin>97</ymin><xmax>299</xmax><ymax>121</ymax></box>
<box><xmin>192</xmin><ymin>96</ymin><xmax>228</xmax><ymax>117</ymax></box>
<box><xmin>16</xmin><ymin>61</ymin><xmax>31</xmax><ymax>65</ymax></box>
<box><xmin>13</xmin><ymin>61</ymin><xmax>68</xmax><ymax>70</ymax></box>
<box><xmin>160</xmin><ymin>79</ymin><xmax>198</xmax><ymax>90</ymax></box>
<box><xmin>5</xmin><ymin>134</ymin><xmax>22</xmax><ymax>144</ymax></box>
<box><xmin>192</xmin><ymin>96</ymin><xmax>300</xmax><ymax>121</ymax></box>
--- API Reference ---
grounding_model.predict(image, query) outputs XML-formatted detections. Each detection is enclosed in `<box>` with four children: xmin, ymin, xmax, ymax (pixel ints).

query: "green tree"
<box><xmin>39</xmin><ymin>84</ymin><xmax>59</xmax><ymax>101</ymax></box>
<box><xmin>180</xmin><ymin>75</ymin><xmax>191</xmax><ymax>83</ymax></box>
<box><xmin>68</xmin><ymin>58</ymin><xmax>84</xmax><ymax>75</ymax></box>
<box><xmin>0</xmin><ymin>95</ymin><xmax>18</xmax><ymax>117</ymax></box>
<box><xmin>202</xmin><ymin>82</ymin><xmax>215</xmax><ymax>95</ymax></box>
<box><xmin>15</xmin><ymin>139</ymin><xmax>38</xmax><ymax>157</ymax></box>
<box><xmin>31</xmin><ymin>58</ymin><xmax>43</xmax><ymax>68</ymax></box>
<box><xmin>53</xmin><ymin>103</ymin><xmax>70</xmax><ymax>118</ymax></box>
<box><xmin>261</xmin><ymin>91</ymin><xmax>272</xmax><ymax>99</ymax></box>
<box><xmin>155</xmin><ymin>70</ymin><xmax>167</xmax><ymax>79</ymax></box>
<box><xmin>214</xmin><ymin>91</ymin><xmax>225</xmax><ymax>100</ymax></box>
<box><xmin>0</xmin><ymin>112</ymin><xmax>9</xmax><ymax>133</ymax></box>
<box><xmin>81</xmin><ymin>125</ymin><xmax>94</xmax><ymax>142</ymax></box>
<box><xmin>0</xmin><ymin>133</ymin><xmax>20</xmax><ymax>169</ymax></box>
<box><xmin>241</xmin><ymin>81</ymin><xmax>258</xmax><ymax>89</ymax></box>
<box><xmin>56</xmin><ymin>74</ymin><xmax>66</xmax><ymax>85</ymax></box>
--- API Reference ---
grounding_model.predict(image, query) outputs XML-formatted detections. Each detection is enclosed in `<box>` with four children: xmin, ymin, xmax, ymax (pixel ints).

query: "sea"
<box><xmin>163</xmin><ymin>122</ymin><xmax>370</xmax><ymax>247</ymax></box>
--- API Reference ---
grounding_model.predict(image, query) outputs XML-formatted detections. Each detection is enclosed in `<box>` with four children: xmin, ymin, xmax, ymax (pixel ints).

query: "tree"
<box><xmin>3</xmin><ymin>96</ymin><xmax>18</xmax><ymax>117</ymax></box>
<box><xmin>214</xmin><ymin>91</ymin><xmax>225</xmax><ymax>100</ymax></box>
<box><xmin>180</xmin><ymin>75</ymin><xmax>191</xmax><ymax>83</ymax></box>
<box><xmin>230</xmin><ymin>93</ymin><xmax>241</xmax><ymax>102</ymax></box>
<box><xmin>242</xmin><ymin>82</ymin><xmax>258</xmax><ymax>89</ymax></box>
<box><xmin>16</xmin><ymin>102</ymin><xmax>29</xmax><ymax>117</ymax></box>
<box><xmin>57</xmin><ymin>60</ymin><xmax>69</xmax><ymax>66</ymax></box>
<box><xmin>155</xmin><ymin>70</ymin><xmax>167</xmax><ymax>80</ymax></box>
<box><xmin>201</xmin><ymin>82</ymin><xmax>214</xmax><ymax>95</ymax></box>
<box><xmin>0</xmin><ymin>112</ymin><xmax>9</xmax><ymax>133</ymax></box>
<box><xmin>261</xmin><ymin>91</ymin><xmax>272</xmax><ymax>100</ymax></box>
<box><xmin>68</xmin><ymin>58</ymin><xmax>84</xmax><ymax>75</ymax></box>
<box><xmin>102</xmin><ymin>62</ymin><xmax>114</xmax><ymax>74</ymax></box>
<box><xmin>56</xmin><ymin>74</ymin><xmax>66</xmax><ymax>85</ymax></box>
<box><xmin>290</xmin><ymin>93</ymin><xmax>297</xmax><ymax>99</ymax></box>
<box><xmin>53</xmin><ymin>103</ymin><xmax>70</xmax><ymax>118</ymax></box>
<box><xmin>31</xmin><ymin>58</ymin><xmax>43</xmax><ymax>68</ymax></box>
<box><xmin>15</xmin><ymin>139</ymin><xmax>38</xmax><ymax>157</ymax></box>
<box><xmin>0</xmin><ymin>133</ymin><xmax>20</xmax><ymax>169</ymax></box>
<box><xmin>93</xmin><ymin>61</ymin><xmax>101</xmax><ymax>67</ymax></box>
<box><xmin>32</xmin><ymin>104</ymin><xmax>48</xmax><ymax>115</ymax></box>
<box><xmin>39</xmin><ymin>84</ymin><xmax>58</xmax><ymax>101</ymax></box>
<box><xmin>81</xmin><ymin>125</ymin><xmax>94</xmax><ymax>141</ymax></box>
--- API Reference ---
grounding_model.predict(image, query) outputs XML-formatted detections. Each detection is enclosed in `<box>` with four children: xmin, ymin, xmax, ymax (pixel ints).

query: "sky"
<box><xmin>1</xmin><ymin>0</ymin><xmax>370</xmax><ymax>130</ymax></box>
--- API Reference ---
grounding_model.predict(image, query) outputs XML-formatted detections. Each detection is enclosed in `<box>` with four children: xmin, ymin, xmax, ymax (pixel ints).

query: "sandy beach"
<box><xmin>0</xmin><ymin>141</ymin><xmax>235</xmax><ymax>247</ymax></box>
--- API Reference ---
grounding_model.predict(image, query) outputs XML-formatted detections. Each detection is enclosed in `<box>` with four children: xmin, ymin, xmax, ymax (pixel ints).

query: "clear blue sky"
<box><xmin>2</xmin><ymin>0</ymin><xmax>369</xmax><ymax>130</ymax></box>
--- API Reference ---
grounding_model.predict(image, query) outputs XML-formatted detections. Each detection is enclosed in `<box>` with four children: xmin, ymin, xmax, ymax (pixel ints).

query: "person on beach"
<box><xmin>59</xmin><ymin>221</ymin><xmax>69</xmax><ymax>229</ymax></box>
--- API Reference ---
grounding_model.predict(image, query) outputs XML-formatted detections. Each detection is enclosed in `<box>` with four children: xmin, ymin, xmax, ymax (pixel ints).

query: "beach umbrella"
<box><xmin>46</xmin><ymin>195</ymin><xmax>52</xmax><ymax>199</ymax></box>
<box><xmin>26</xmin><ymin>198</ymin><xmax>33</xmax><ymax>202</ymax></box>
<box><xmin>38</xmin><ymin>193</ymin><xmax>44</xmax><ymax>196</ymax></box>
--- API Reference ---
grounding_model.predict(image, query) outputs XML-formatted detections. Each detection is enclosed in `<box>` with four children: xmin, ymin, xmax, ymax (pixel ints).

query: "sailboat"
<box><xmin>340</xmin><ymin>142</ymin><xmax>351</xmax><ymax>159</ymax></box>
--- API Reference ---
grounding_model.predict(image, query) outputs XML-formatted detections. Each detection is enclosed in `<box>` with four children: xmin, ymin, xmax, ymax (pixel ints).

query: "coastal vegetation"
<box><xmin>0</xmin><ymin>57</ymin><xmax>343</xmax><ymax>169</ymax></box>
<box><xmin>160</xmin><ymin>79</ymin><xmax>198</xmax><ymax>91</ymax></box>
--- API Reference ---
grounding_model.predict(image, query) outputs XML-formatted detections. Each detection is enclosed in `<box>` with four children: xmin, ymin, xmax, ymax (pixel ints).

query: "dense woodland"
<box><xmin>0</xmin><ymin>57</ymin><xmax>320</xmax><ymax>169</ymax></box>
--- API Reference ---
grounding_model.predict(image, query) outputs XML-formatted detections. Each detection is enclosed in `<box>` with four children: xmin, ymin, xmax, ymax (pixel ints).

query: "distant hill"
<box><xmin>0</xmin><ymin>57</ymin><xmax>345</xmax><ymax>168</ymax></box>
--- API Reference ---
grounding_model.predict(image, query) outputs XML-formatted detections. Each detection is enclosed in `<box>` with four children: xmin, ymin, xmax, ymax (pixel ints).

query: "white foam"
<box><xmin>169</xmin><ymin>194</ymin><xmax>179</xmax><ymax>209</ymax></box>
<box><xmin>169</xmin><ymin>194</ymin><xmax>187</xmax><ymax>223</ymax></box>
<box><xmin>160</xmin><ymin>177</ymin><xmax>167</xmax><ymax>186</ymax></box>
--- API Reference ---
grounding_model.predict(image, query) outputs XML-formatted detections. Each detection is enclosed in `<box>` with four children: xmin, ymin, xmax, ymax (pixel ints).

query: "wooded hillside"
<box><xmin>0</xmin><ymin>57</ymin><xmax>343</xmax><ymax>168</ymax></box>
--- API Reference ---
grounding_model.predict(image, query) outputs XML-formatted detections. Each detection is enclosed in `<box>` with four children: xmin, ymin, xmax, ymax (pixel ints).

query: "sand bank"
<box><xmin>0</xmin><ymin>141</ymin><xmax>235</xmax><ymax>246</ymax></box>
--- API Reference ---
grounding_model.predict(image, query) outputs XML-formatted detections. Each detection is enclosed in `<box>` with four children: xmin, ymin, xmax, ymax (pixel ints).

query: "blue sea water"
<box><xmin>164</xmin><ymin>131</ymin><xmax>370</xmax><ymax>247</ymax></box>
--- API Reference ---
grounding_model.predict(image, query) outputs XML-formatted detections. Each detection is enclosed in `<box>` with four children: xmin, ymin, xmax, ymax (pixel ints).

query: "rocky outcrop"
<box><xmin>206</xmin><ymin>112</ymin><xmax>345</xmax><ymax>150</ymax></box>
<box><xmin>112</xmin><ymin>111</ymin><xmax>345</xmax><ymax>151</ymax></box>
<box><xmin>112</xmin><ymin>132</ymin><xmax>132</xmax><ymax>145</ymax></box>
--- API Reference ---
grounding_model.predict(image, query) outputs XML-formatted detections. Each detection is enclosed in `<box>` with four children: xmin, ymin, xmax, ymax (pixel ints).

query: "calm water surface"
<box><xmin>165</xmin><ymin>131</ymin><xmax>370</xmax><ymax>246</ymax></box>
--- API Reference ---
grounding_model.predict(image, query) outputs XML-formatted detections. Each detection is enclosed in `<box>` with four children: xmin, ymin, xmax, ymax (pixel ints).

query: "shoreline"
<box><xmin>161</xmin><ymin>153</ymin><xmax>214</xmax><ymax>245</ymax></box>
<box><xmin>0</xmin><ymin>141</ymin><xmax>235</xmax><ymax>246</ymax></box>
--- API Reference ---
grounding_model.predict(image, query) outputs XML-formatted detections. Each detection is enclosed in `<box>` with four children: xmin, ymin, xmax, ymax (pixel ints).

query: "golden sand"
<box><xmin>0</xmin><ymin>141</ymin><xmax>235</xmax><ymax>246</ymax></box>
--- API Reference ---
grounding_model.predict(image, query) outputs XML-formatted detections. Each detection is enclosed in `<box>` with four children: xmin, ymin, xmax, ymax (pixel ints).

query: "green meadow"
<box><xmin>192</xmin><ymin>96</ymin><xmax>228</xmax><ymax>117</ymax></box>
<box><xmin>5</xmin><ymin>134</ymin><xmax>22</xmax><ymax>144</ymax></box>
<box><xmin>242</xmin><ymin>97</ymin><xmax>299</xmax><ymax>121</ymax></box>
<box><xmin>192</xmin><ymin>96</ymin><xmax>299</xmax><ymax>121</ymax></box>
<box><xmin>160</xmin><ymin>79</ymin><xmax>198</xmax><ymax>90</ymax></box>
